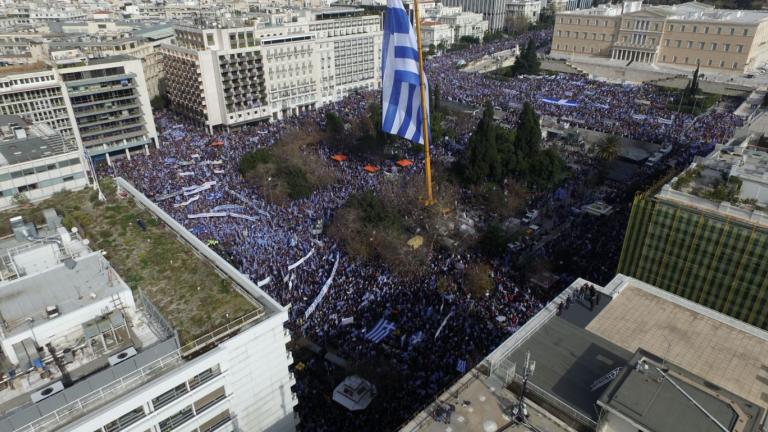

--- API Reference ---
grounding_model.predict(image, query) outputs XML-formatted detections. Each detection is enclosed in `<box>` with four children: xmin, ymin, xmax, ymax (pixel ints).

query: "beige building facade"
<box><xmin>551</xmin><ymin>1</ymin><xmax>768</xmax><ymax>74</ymax></box>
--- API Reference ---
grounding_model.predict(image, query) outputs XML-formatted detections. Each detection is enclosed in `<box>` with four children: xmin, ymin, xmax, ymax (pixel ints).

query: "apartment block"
<box><xmin>162</xmin><ymin>7</ymin><xmax>381</xmax><ymax>131</ymax></box>
<box><xmin>56</xmin><ymin>55</ymin><xmax>159</xmax><ymax>163</ymax></box>
<box><xmin>551</xmin><ymin>0</ymin><xmax>768</xmax><ymax>74</ymax></box>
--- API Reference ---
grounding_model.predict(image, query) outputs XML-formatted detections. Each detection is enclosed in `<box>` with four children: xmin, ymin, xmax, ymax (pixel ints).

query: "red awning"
<box><xmin>396</xmin><ymin>159</ymin><xmax>413</xmax><ymax>167</ymax></box>
<box><xmin>331</xmin><ymin>154</ymin><xmax>348</xmax><ymax>162</ymax></box>
<box><xmin>363</xmin><ymin>165</ymin><xmax>379</xmax><ymax>173</ymax></box>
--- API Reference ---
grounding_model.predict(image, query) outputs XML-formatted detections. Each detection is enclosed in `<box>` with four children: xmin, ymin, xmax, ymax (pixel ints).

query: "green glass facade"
<box><xmin>618</xmin><ymin>195</ymin><xmax>768</xmax><ymax>329</ymax></box>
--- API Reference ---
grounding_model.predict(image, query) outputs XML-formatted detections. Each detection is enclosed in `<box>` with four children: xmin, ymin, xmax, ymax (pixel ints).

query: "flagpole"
<box><xmin>411</xmin><ymin>0</ymin><xmax>435</xmax><ymax>206</ymax></box>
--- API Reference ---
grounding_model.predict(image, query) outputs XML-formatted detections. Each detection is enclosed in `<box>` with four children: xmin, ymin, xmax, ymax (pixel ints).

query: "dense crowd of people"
<box><xmin>100</xmin><ymin>31</ymin><xmax>743</xmax><ymax>431</ymax></box>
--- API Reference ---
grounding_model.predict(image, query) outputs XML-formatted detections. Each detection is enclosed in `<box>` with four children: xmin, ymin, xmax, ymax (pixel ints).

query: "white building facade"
<box><xmin>423</xmin><ymin>4</ymin><xmax>489</xmax><ymax>43</ymax></box>
<box><xmin>56</xmin><ymin>55</ymin><xmax>160</xmax><ymax>162</ymax></box>
<box><xmin>441</xmin><ymin>0</ymin><xmax>505</xmax><ymax>32</ymax></box>
<box><xmin>162</xmin><ymin>8</ymin><xmax>381</xmax><ymax>130</ymax></box>
<box><xmin>506</xmin><ymin>0</ymin><xmax>542</xmax><ymax>23</ymax></box>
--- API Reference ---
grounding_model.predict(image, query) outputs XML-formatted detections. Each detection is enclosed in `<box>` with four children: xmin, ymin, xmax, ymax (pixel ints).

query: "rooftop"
<box><xmin>0</xmin><ymin>177</ymin><xmax>285</xmax><ymax>432</ymax></box>
<box><xmin>0</xmin><ymin>115</ymin><xmax>75</xmax><ymax>165</ymax></box>
<box><xmin>661</xmin><ymin>134</ymin><xmax>768</xmax><ymax>225</ymax></box>
<box><xmin>0</xmin><ymin>177</ymin><xmax>280</xmax><ymax>345</ymax></box>
<box><xmin>406</xmin><ymin>275</ymin><xmax>768</xmax><ymax>432</ymax></box>
<box><xmin>589</xmin><ymin>278</ymin><xmax>768</xmax><ymax>412</ymax></box>
<box><xmin>599</xmin><ymin>349</ymin><xmax>763</xmax><ymax>432</ymax></box>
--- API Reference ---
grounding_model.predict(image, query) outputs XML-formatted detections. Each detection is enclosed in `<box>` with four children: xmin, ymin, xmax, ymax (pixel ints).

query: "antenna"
<box><xmin>514</xmin><ymin>351</ymin><xmax>535</xmax><ymax>421</ymax></box>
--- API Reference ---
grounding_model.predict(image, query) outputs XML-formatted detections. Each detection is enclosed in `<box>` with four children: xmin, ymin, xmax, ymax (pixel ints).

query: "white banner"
<box><xmin>173</xmin><ymin>195</ymin><xmax>200</xmax><ymax>208</ymax></box>
<box><xmin>304</xmin><ymin>254</ymin><xmax>340</xmax><ymax>319</ymax></box>
<box><xmin>257</xmin><ymin>276</ymin><xmax>272</xmax><ymax>287</ymax></box>
<box><xmin>178</xmin><ymin>171</ymin><xmax>195</xmax><ymax>177</ymax></box>
<box><xmin>229</xmin><ymin>212</ymin><xmax>258</xmax><ymax>221</ymax></box>
<box><xmin>183</xmin><ymin>181</ymin><xmax>217</xmax><ymax>196</ymax></box>
<box><xmin>288</xmin><ymin>248</ymin><xmax>315</xmax><ymax>271</ymax></box>
<box><xmin>434</xmin><ymin>311</ymin><xmax>454</xmax><ymax>340</ymax></box>
<box><xmin>187</xmin><ymin>212</ymin><xmax>227</xmax><ymax>219</ymax></box>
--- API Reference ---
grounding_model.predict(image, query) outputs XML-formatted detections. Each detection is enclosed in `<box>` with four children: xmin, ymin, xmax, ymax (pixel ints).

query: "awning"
<box><xmin>363</xmin><ymin>165</ymin><xmax>379</xmax><ymax>173</ymax></box>
<box><xmin>396</xmin><ymin>159</ymin><xmax>413</xmax><ymax>167</ymax></box>
<box><xmin>331</xmin><ymin>154</ymin><xmax>348</xmax><ymax>162</ymax></box>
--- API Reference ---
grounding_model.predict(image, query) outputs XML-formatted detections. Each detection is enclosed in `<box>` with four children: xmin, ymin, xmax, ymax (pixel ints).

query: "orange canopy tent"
<box><xmin>210</xmin><ymin>139</ymin><xmax>225</xmax><ymax>147</ymax></box>
<box><xmin>396</xmin><ymin>159</ymin><xmax>413</xmax><ymax>167</ymax></box>
<box><xmin>331</xmin><ymin>154</ymin><xmax>348</xmax><ymax>162</ymax></box>
<box><xmin>363</xmin><ymin>165</ymin><xmax>379</xmax><ymax>173</ymax></box>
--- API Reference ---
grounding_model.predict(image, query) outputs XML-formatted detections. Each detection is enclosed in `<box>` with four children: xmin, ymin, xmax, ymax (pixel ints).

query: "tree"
<box><xmin>596</xmin><ymin>135</ymin><xmax>620</xmax><ymax>161</ymax></box>
<box><xmin>12</xmin><ymin>192</ymin><xmax>29</xmax><ymax>206</ymax></box>
<box><xmin>459</xmin><ymin>35</ymin><xmax>480</xmax><ymax>45</ymax></box>
<box><xmin>150</xmin><ymin>95</ymin><xmax>168</xmax><ymax>111</ymax></box>
<box><xmin>462</xmin><ymin>103</ymin><xmax>503</xmax><ymax>183</ymax></box>
<box><xmin>325</xmin><ymin>112</ymin><xmax>344</xmax><ymax>136</ymax></box>
<box><xmin>506</xmin><ymin>38</ymin><xmax>540</xmax><ymax>76</ymax></box>
<box><xmin>513</xmin><ymin>102</ymin><xmax>542</xmax><ymax>156</ymax></box>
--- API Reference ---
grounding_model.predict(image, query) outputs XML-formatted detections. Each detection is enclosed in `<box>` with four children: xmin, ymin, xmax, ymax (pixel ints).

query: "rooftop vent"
<box><xmin>30</xmin><ymin>381</ymin><xmax>64</xmax><ymax>403</ymax></box>
<box><xmin>45</xmin><ymin>305</ymin><xmax>59</xmax><ymax>319</ymax></box>
<box><xmin>108</xmin><ymin>347</ymin><xmax>137</xmax><ymax>366</ymax></box>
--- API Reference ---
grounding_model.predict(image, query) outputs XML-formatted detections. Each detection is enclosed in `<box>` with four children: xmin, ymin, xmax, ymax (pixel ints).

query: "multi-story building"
<box><xmin>441</xmin><ymin>0</ymin><xmax>506</xmax><ymax>32</ymax></box>
<box><xmin>420</xmin><ymin>20</ymin><xmax>453</xmax><ymax>48</ymax></box>
<box><xmin>162</xmin><ymin>7</ymin><xmax>381</xmax><ymax>131</ymax></box>
<box><xmin>506</xmin><ymin>0</ymin><xmax>542</xmax><ymax>24</ymax></box>
<box><xmin>551</xmin><ymin>0</ymin><xmax>768</xmax><ymax>74</ymax></box>
<box><xmin>422</xmin><ymin>4</ymin><xmax>489</xmax><ymax>43</ymax></box>
<box><xmin>402</xmin><ymin>274</ymin><xmax>768</xmax><ymax>432</ymax></box>
<box><xmin>55</xmin><ymin>55</ymin><xmax>159</xmax><ymax>163</ymax></box>
<box><xmin>0</xmin><ymin>65</ymin><xmax>80</xmax><ymax>146</ymax></box>
<box><xmin>618</xmin><ymin>134</ymin><xmax>768</xmax><ymax>329</ymax></box>
<box><xmin>48</xmin><ymin>24</ymin><xmax>176</xmax><ymax>99</ymax></box>
<box><xmin>0</xmin><ymin>115</ymin><xmax>88</xmax><ymax>207</ymax></box>
<box><xmin>0</xmin><ymin>178</ymin><xmax>297</xmax><ymax>432</ymax></box>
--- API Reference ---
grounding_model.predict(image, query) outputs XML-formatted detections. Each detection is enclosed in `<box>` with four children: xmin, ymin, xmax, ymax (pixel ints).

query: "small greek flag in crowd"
<box><xmin>381</xmin><ymin>0</ymin><xmax>429</xmax><ymax>144</ymax></box>
<box><xmin>456</xmin><ymin>359</ymin><xmax>468</xmax><ymax>373</ymax></box>
<box><xmin>366</xmin><ymin>319</ymin><xmax>396</xmax><ymax>344</ymax></box>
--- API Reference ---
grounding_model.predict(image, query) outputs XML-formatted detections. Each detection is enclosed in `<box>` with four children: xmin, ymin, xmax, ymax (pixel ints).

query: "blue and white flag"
<box><xmin>382</xmin><ymin>0</ymin><xmax>429</xmax><ymax>144</ymax></box>
<box><xmin>366</xmin><ymin>319</ymin><xmax>396</xmax><ymax>343</ymax></box>
<box><xmin>541</xmin><ymin>98</ymin><xmax>579</xmax><ymax>107</ymax></box>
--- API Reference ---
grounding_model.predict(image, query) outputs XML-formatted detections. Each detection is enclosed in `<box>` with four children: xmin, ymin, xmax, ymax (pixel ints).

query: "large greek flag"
<box><xmin>382</xmin><ymin>0</ymin><xmax>429</xmax><ymax>144</ymax></box>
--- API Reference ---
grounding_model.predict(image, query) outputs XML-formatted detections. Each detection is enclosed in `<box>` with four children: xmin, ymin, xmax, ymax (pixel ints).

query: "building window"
<box><xmin>743</xmin><ymin>28</ymin><xmax>749</xmax><ymax>36</ymax></box>
<box><xmin>152</xmin><ymin>383</ymin><xmax>189</xmax><ymax>411</ymax></box>
<box><xmin>158</xmin><ymin>406</ymin><xmax>194</xmax><ymax>432</ymax></box>
<box><xmin>711</xmin><ymin>43</ymin><xmax>717</xmax><ymax>51</ymax></box>
<box><xmin>730</xmin><ymin>28</ymin><xmax>735</xmax><ymax>35</ymax></box>
<box><xmin>724</xmin><ymin>43</ymin><xmax>730</xmax><ymax>52</ymax></box>
<box><xmin>733</xmin><ymin>62</ymin><xmax>739</xmax><ymax>70</ymax></box>
<box><xmin>692</xmin><ymin>26</ymin><xmax>697</xmax><ymax>33</ymax></box>
<box><xmin>684</xmin><ymin>57</ymin><xmax>689</xmax><ymax>64</ymax></box>
<box><xmin>704</xmin><ymin>26</ymin><xmax>709</xmax><ymax>34</ymax></box>
<box><xmin>669</xmin><ymin>24</ymin><xmax>674</xmax><ymax>31</ymax></box>
<box><xmin>103</xmin><ymin>407</ymin><xmax>146</xmax><ymax>432</ymax></box>
<box><xmin>676</xmin><ymin>40</ymin><xmax>681</xmax><ymax>48</ymax></box>
<box><xmin>717</xmin><ymin>27</ymin><xmax>722</xmax><ymax>34</ymax></box>
<box><xmin>687</xmin><ymin>41</ymin><xmax>692</xmax><ymax>48</ymax></box>
<box><xmin>707</xmin><ymin>59</ymin><xmax>713</xmax><ymax>66</ymax></box>
<box><xmin>698</xmin><ymin>42</ymin><xmax>704</xmax><ymax>49</ymax></box>
<box><xmin>665</xmin><ymin>39</ymin><xmax>670</xmax><ymax>46</ymax></box>
<box><xmin>736</xmin><ymin>44</ymin><xmax>744</xmax><ymax>53</ymax></box>
<box><xmin>720</xmin><ymin>60</ymin><xmax>725</xmax><ymax>68</ymax></box>
<box><xmin>662</xmin><ymin>55</ymin><xmax>666</xmax><ymax>61</ymax></box>
<box><xmin>672</xmin><ymin>56</ymin><xmax>677</xmax><ymax>63</ymax></box>
<box><xmin>681</xmin><ymin>25</ymin><xmax>686</xmax><ymax>32</ymax></box>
